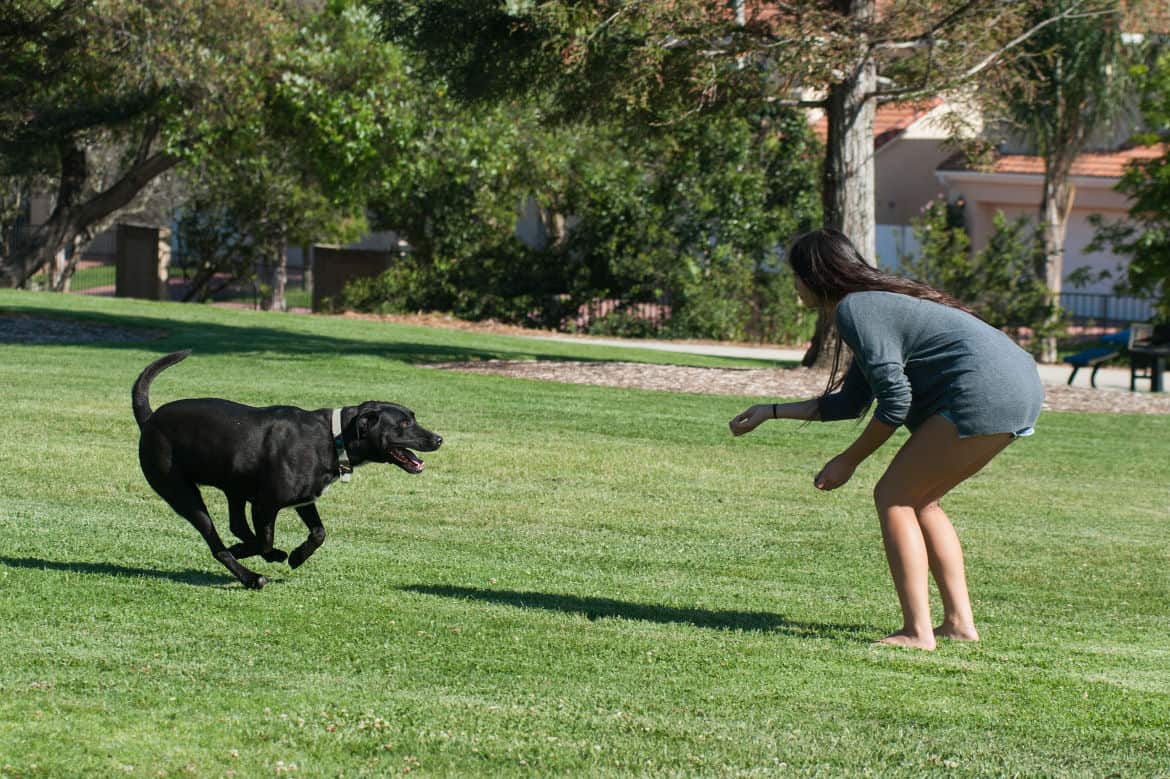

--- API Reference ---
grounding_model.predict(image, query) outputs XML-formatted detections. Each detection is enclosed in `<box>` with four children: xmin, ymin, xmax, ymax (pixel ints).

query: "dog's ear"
<box><xmin>355</xmin><ymin>411</ymin><xmax>380</xmax><ymax>439</ymax></box>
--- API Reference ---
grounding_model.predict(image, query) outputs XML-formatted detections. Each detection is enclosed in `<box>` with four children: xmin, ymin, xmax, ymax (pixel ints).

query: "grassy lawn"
<box><xmin>1</xmin><ymin>290</ymin><xmax>1168</xmax><ymax>777</ymax></box>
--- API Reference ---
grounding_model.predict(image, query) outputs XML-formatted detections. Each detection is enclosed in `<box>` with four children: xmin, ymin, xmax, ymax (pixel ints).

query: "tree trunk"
<box><xmin>0</xmin><ymin>140</ymin><xmax>177</xmax><ymax>288</ymax></box>
<box><xmin>1039</xmin><ymin>164</ymin><xmax>1075</xmax><ymax>363</ymax></box>
<box><xmin>822</xmin><ymin>63</ymin><xmax>877</xmax><ymax>266</ymax></box>
<box><xmin>50</xmin><ymin>248</ymin><xmax>71</xmax><ymax>292</ymax></box>
<box><xmin>805</xmin><ymin>0</ymin><xmax>876</xmax><ymax>369</ymax></box>
<box><xmin>259</xmin><ymin>241</ymin><xmax>288</xmax><ymax>312</ymax></box>
<box><xmin>302</xmin><ymin>244</ymin><xmax>314</xmax><ymax>299</ymax></box>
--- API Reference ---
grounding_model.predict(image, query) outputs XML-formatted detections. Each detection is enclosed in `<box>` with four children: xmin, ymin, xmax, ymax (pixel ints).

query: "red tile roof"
<box><xmin>811</xmin><ymin>98</ymin><xmax>943</xmax><ymax>148</ymax></box>
<box><xmin>940</xmin><ymin>145</ymin><xmax>1164</xmax><ymax>179</ymax></box>
<box><xmin>1123</xmin><ymin>0</ymin><xmax>1170</xmax><ymax>35</ymax></box>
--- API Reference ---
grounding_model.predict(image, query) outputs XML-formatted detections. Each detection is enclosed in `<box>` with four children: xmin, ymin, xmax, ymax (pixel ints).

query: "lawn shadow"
<box><xmin>0</xmin><ymin>302</ymin><xmax>790</xmax><ymax>369</ymax></box>
<box><xmin>401</xmin><ymin>584</ymin><xmax>871</xmax><ymax>641</ymax></box>
<box><xmin>0</xmin><ymin>555</ymin><xmax>238</xmax><ymax>588</ymax></box>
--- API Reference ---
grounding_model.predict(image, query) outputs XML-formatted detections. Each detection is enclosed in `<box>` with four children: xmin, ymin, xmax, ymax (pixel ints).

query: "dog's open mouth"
<box><xmin>389</xmin><ymin>447</ymin><xmax>424</xmax><ymax>474</ymax></box>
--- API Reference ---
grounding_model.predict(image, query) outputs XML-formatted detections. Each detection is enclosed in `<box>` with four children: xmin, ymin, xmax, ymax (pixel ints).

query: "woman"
<box><xmin>730</xmin><ymin>228</ymin><xmax>1043</xmax><ymax>650</ymax></box>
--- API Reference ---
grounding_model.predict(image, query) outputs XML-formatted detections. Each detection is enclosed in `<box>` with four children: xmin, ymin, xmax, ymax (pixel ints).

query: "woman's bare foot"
<box><xmin>875</xmin><ymin>630</ymin><xmax>936</xmax><ymax>651</ymax></box>
<box><xmin>934</xmin><ymin>622</ymin><xmax>980</xmax><ymax>642</ymax></box>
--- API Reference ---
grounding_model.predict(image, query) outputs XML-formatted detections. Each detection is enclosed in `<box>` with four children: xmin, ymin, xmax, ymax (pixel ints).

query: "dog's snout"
<box><xmin>432</xmin><ymin>434</ymin><xmax>443</xmax><ymax>448</ymax></box>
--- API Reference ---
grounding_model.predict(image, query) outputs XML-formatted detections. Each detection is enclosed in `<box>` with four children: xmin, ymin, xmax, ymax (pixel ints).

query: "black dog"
<box><xmin>132</xmin><ymin>350</ymin><xmax>442</xmax><ymax>589</ymax></box>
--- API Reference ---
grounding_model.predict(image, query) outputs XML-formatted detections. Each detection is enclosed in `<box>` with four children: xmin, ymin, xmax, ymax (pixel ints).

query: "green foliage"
<box><xmin>1088</xmin><ymin>51</ymin><xmax>1170</xmax><ymax>321</ymax></box>
<box><xmin>177</xmin><ymin>1</ymin><xmax>404</xmax><ymax>305</ymax></box>
<box><xmin>348</xmin><ymin>100</ymin><xmax>820</xmax><ymax>342</ymax></box>
<box><xmin>548</xmin><ymin>104</ymin><xmax>820</xmax><ymax>343</ymax></box>
<box><xmin>344</xmin><ymin>83</ymin><xmax>579</xmax><ymax>324</ymax></box>
<box><xmin>381</xmin><ymin>1</ymin><xmax>1030</xmax><ymax>129</ymax></box>
<box><xmin>990</xmin><ymin>0</ymin><xmax>1131</xmax><ymax>164</ymax></box>
<box><xmin>0</xmin><ymin>0</ymin><xmax>290</xmax><ymax>285</ymax></box>
<box><xmin>902</xmin><ymin>200</ymin><xmax>1061</xmax><ymax>347</ymax></box>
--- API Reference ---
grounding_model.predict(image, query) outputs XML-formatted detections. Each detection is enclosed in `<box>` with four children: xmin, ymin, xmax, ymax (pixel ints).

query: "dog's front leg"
<box><xmin>288</xmin><ymin>504</ymin><xmax>326</xmax><ymax>569</ymax></box>
<box><xmin>227</xmin><ymin>496</ymin><xmax>259</xmax><ymax>554</ymax></box>
<box><xmin>226</xmin><ymin>498</ymin><xmax>287</xmax><ymax>562</ymax></box>
<box><xmin>250</xmin><ymin>502</ymin><xmax>288</xmax><ymax>563</ymax></box>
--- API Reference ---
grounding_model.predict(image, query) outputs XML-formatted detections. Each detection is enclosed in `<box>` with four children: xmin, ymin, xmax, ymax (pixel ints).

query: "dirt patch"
<box><xmin>431</xmin><ymin>359</ymin><xmax>1170</xmax><ymax>416</ymax></box>
<box><xmin>0</xmin><ymin>313</ymin><xmax>163</xmax><ymax>345</ymax></box>
<box><xmin>6</xmin><ymin>308</ymin><xmax>1165</xmax><ymax>415</ymax></box>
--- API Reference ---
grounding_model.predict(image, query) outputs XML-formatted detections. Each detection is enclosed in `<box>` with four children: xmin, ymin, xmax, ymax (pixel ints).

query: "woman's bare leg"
<box><xmin>872</xmin><ymin>415</ymin><xmax>1013</xmax><ymax>649</ymax></box>
<box><xmin>875</xmin><ymin>503</ymin><xmax>935</xmax><ymax>649</ymax></box>
<box><xmin>917</xmin><ymin>502</ymin><xmax>979</xmax><ymax>641</ymax></box>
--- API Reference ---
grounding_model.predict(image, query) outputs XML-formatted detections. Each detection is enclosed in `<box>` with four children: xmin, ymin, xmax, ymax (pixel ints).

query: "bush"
<box><xmin>901</xmin><ymin>200</ymin><xmax>1062</xmax><ymax>352</ymax></box>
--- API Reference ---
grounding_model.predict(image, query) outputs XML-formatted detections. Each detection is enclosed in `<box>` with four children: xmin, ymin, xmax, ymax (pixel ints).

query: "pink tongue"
<box><xmin>394</xmin><ymin>449</ymin><xmax>422</xmax><ymax>469</ymax></box>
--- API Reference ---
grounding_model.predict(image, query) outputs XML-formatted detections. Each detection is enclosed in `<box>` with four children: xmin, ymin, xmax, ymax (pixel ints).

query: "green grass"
<box><xmin>27</xmin><ymin>264</ymin><xmax>117</xmax><ymax>293</ymax></box>
<box><xmin>1</xmin><ymin>290</ymin><xmax>1168</xmax><ymax>777</ymax></box>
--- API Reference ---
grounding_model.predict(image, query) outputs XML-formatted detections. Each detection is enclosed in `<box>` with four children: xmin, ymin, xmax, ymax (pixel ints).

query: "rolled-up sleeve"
<box><xmin>818</xmin><ymin>360</ymin><xmax>873</xmax><ymax>421</ymax></box>
<box><xmin>836</xmin><ymin>298</ymin><xmax>911</xmax><ymax>428</ymax></box>
<box><xmin>861</xmin><ymin>358</ymin><xmax>912</xmax><ymax>427</ymax></box>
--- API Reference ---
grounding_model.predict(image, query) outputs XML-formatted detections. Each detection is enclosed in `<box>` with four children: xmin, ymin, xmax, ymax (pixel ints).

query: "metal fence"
<box><xmin>1057</xmin><ymin>291</ymin><xmax>1157</xmax><ymax>326</ymax></box>
<box><xmin>26</xmin><ymin>258</ymin><xmax>117</xmax><ymax>294</ymax></box>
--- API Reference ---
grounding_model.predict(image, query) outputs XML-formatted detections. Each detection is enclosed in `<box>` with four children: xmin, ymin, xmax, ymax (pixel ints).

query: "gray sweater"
<box><xmin>818</xmin><ymin>291</ymin><xmax>1044</xmax><ymax>437</ymax></box>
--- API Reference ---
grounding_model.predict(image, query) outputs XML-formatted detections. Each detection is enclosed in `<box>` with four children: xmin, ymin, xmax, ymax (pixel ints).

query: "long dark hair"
<box><xmin>788</xmin><ymin>227</ymin><xmax>979</xmax><ymax>396</ymax></box>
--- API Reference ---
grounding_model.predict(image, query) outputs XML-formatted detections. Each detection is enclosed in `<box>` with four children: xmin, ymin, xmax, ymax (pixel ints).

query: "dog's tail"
<box><xmin>132</xmin><ymin>350</ymin><xmax>191</xmax><ymax>428</ymax></box>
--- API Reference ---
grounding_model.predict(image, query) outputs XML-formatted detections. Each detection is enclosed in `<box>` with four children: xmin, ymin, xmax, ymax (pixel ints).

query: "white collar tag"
<box><xmin>332</xmin><ymin>408</ymin><xmax>352</xmax><ymax>483</ymax></box>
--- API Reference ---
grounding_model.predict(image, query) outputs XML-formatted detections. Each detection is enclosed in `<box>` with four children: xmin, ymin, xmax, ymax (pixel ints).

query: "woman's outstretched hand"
<box><xmin>729</xmin><ymin>404</ymin><xmax>771</xmax><ymax>436</ymax></box>
<box><xmin>814</xmin><ymin>454</ymin><xmax>856</xmax><ymax>491</ymax></box>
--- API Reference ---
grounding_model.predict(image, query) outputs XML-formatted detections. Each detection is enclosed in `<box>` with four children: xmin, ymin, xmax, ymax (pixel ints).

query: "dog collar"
<box><xmin>331</xmin><ymin>408</ymin><xmax>352</xmax><ymax>483</ymax></box>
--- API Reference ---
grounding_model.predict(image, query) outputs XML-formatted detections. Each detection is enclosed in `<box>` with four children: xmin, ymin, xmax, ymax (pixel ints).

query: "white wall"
<box><xmin>875</xmin><ymin>224</ymin><xmax>920</xmax><ymax>272</ymax></box>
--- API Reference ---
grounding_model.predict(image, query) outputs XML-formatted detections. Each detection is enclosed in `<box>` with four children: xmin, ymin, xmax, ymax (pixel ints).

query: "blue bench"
<box><xmin>1064</xmin><ymin>346</ymin><xmax>1119</xmax><ymax>387</ymax></box>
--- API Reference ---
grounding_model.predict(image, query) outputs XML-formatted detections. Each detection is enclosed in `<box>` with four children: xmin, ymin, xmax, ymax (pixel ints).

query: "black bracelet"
<box><xmin>772</xmin><ymin>403</ymin><xmax>778</xmax><ymax>419</ymax></box>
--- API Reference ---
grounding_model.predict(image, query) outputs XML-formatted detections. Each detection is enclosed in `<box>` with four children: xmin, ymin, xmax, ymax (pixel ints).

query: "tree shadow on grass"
<box><xmin>0</xmin><ymin>305</ymin><xmax>555</xmax><ymax>364</ymax></box>
<box><xmin>0</xmin><ymin>555</ymin><xmax>238</xmax><ymax>588</ymax></box>
<box><xmin>0</xmin><ymin>302</ymin><xmax>789</xmax><ymax>368</ymax></box>
<box><xmin>401</xmin><ymin>584</ymin><xmax>872</xmax><ymax>641</ymax></box>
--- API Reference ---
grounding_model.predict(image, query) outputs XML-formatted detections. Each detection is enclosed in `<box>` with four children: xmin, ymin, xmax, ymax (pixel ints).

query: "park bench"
<box><xmin>1064</xmin><ymin>328</ymin><xmax>1130</xmax><ymax>388</ymax></box>
<box><xmin>1064</xmin><ymin>325</ymin><xmax>1170</xmax><ymax>392</ymax></box>
<box><xmin>1064</xmin><ymin>346</ymin><xmax>1119</xmax><ymax>387</ymax></box>
<box><xmin>1128</xmin><ymin>323</ymin><xmax>1170</xmax><ymax>392</ymax></box>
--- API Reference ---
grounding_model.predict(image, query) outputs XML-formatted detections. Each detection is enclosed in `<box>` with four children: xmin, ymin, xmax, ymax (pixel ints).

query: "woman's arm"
<box><xmin>729</xmin><ymin>398</ymin><xmax>819</xmax><ymax>436</ymax></box>
<box><xmin>813</xmin><ymin>415</ymin><xmax>897</xmax><ymax>490</ymax></box>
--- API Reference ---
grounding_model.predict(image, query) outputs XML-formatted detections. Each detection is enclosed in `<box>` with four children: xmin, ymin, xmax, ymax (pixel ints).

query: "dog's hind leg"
<box><xmin>287</xmin><ymin>504</ymin><xmax>326</xmax><ymax>569</ymax></box>
<box><xmin>149</xmin><ymin>476</ymin><xmax>267</xmax><ymax>589</ymax></box>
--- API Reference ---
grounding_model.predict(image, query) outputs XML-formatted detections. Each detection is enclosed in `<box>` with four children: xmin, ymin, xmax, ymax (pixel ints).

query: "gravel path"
<box><xmin>431</xmin><ymin>359</ymin><xmax>1170</xmax><ymax>415</ymax></box>
<box><xmin>4</xmin><ymin>311</ymin><xmax>1166</xmax><ymax>415</ymax></box>
<box><xmin>0</xmin><ymin>312</ymin><xmax>162</xmax><ymax>344</ymax></box>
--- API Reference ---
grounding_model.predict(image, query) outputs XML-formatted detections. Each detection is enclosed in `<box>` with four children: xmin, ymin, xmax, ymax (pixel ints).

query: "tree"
<box><xmin>178</xmin><ymin>1</ymin><xmax>409</xmax><ymax>310</ymax></box>
<box><xmin>901</xmin><ymin>199</ymin><xmax>1057</xmax><ymax>347</ymax></box>
<box><xmin>986</xmin><ymin>0</ymin><xmax>1132</xmax><ymax>361</ymax></box>
<box><xmin>363</xmin><ymin>94</ymin><xmax>547</xmax><ymax>318</ymax></box>
<box><xmin>379</xmin><ymin>0</ymin><xmax>1099</xmax><ymax>363</ymax></box>
<box><xmin>552</xmin><ymin>102</ymin><xmax>822</xmax><ymax>341</ymax></box>
<box><xmin>1089</xmin><ymin>48</ymin><xmax>1170</xmax><ymax>320</ymax></box>
<box><xmin>0</xmin><ymin>0</ymin><xmax>287</xmax><ymax>289</ymax></box>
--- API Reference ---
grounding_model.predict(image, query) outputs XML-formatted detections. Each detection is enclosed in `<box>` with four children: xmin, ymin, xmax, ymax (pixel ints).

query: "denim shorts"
<box><xmin>938</xmin><ymin>408</ymin><xmax>1034</xmax><ymax>438</ymax></box>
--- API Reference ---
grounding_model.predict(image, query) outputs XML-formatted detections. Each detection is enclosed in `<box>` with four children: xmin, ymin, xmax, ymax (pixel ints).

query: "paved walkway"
<box><xmin>530</xmin><ymin>334</ymin><xmax>1137</xmax><ymax>391</ymax></box>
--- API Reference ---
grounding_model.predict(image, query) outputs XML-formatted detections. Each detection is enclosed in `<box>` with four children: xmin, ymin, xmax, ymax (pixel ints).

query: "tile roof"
<box><xmin>1123</xmin><ymin>0</ymin><xmax>1170</xmax><ymax>35</ymax></box>
<box><xmin>939</xmin><ymin>145</ymin><xmax>1165</xmax><ymax>179</ymax></box>
<box><xmin>811</xmin><ymin>98</ymin><xmax>943</xmax><ymax>148</ymax></box>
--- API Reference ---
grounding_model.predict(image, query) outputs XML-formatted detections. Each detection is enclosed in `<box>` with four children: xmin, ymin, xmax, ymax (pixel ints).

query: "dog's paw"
<box><xmin>245</xmin><ymin>574</ymin><xmax>267</xmax><ymax>590</ymax></box>
<box><xmin>262</xmin><ymin>548</ymin><xmax>288</xmax><ymax>564</ymax></box>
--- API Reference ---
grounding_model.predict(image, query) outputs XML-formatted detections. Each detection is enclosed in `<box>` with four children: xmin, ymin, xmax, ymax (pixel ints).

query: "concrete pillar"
<box><xmin>115</xmin><ymin>223</ymin><xmax>169</xmax><ymax>300</ymax></box>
